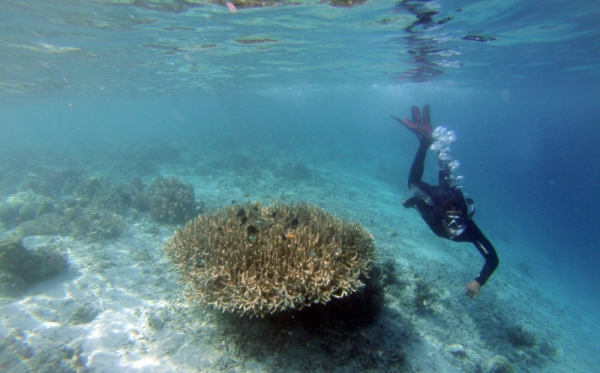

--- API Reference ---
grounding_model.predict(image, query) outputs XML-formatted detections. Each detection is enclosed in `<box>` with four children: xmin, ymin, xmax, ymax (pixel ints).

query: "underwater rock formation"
<box><xmin>146</xmin><ymin>176</ymin><xmax>197</xmax><ymax>224</ymax></box>
<box><xmin>489</xmin><ymin>355</ymin><xmax>515</xmax><ymax>373</ymax></box>
<box><xmin>538</xmin><ymin>339</ymin><xmax>559</xmax><ymax>358</ymax></box>
<box><xmin>0</xmin><ymin>239</ymin><xmax>68</xmax><ymax>296</ymax></box>
<box><xmin>507</xmin><ymin>325</ymin><xmax>537</xmax><ymax>348</ymax></box>
<box><xmin>164</xmin><ymin>202</ymin><xmax>376</xmax><ymax>317</ymax></box>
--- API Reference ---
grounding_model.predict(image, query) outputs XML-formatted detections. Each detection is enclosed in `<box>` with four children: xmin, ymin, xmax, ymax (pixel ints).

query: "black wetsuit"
<box><xmin>402</xmin><ymin>141</ymin><xmax>499</xmax><ymax>286</ymax></box>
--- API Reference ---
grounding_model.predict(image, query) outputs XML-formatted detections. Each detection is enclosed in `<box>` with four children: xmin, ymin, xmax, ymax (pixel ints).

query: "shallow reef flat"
<box><xmin>0</xmin><ymin>142</ymin><xmax>597</xmax><ymax>373</ymax></box>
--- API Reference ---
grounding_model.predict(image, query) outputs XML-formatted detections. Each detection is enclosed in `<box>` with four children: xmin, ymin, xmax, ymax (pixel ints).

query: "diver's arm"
<box><xmin>466</xmin><ymin>223</ymin><xmax>499</xmax><ymax>286</ymax></box>
<box><xmin>402</xmin><ymin>197</ymin><xmax>420</xmax><ymax>208</ymax></box>
<box><xmin>402</xmin><ymin>196</ymin><xmax>432</xmax><ymax>212</ymax></box>
<box><xmin>462</xmin><ymin>220</ymin><xmax>499</xmax><ymax>285</ymax></box>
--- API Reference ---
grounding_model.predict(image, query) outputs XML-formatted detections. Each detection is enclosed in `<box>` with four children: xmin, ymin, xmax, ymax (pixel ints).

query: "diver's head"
<box><xmin>443</xmin><ymin>198</ymin><xmax>468</xmax><ymax>238</ymax></box>
<box><xmin>443</xmin><ymin>210</ymin><xmax>466</xmax><ymax>237</ymax></box>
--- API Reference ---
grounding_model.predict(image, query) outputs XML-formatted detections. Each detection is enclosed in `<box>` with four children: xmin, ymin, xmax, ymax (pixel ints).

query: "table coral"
<box><xmin>164</xmin><ymin>202</ymin><xmax>376</xmax><ymax>317</ymax></box>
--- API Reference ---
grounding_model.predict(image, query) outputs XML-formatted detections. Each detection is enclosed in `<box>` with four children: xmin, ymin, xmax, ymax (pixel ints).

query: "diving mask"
<box><xmin>444</xmin><ymin>213</ymin><xmax>466</xmax><ymax>237</ymax></box>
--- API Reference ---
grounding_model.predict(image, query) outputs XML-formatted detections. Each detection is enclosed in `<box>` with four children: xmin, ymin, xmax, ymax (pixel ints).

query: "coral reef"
<box><xmin>164</xmin><ymin>202</ymin><xmax>377</xmax><ymax>317</ymax></box>
<box><xmin>14</xmin><ymin>177</ymin><xmax>148</xmax><ymax>240</ymax></box>
<box><xmin>70</xmin><ymin>207</ymin><xmax>127</xmax><ymax>240</ymax></box>
<box><xmin>146</xmin><ymin>176</ymin><xmax>197</xmax><ymax>224</ymax></box>
<box><xmin>16</xmin><ymin>201</ymin><xmax>127</xmax><ymax>241</ymax></box>
<box><xmin>0</xmin><ymin>239</ymin><xmax>68</xmax><ymax>296</ymax></box>
<box><xmin>74</xmin><ymin>176</ymin><xmax>105</xmax><ymax>199</ymax></box>
<box><xmin>19</xmin><ymin>167</ymin><xmax>83</xmax><ymax>197</ymax></box>
<box><xmin>0</xmin><ymin>191</ymin><xmax>55</xmax><ymax>231</ymax></box>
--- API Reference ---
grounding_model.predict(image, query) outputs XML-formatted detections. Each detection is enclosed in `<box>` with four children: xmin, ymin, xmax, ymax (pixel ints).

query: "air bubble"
<box><xmin>430</xmin><ymin>126</ymin><xmax>463</xmax><ymax>188</ymax></box>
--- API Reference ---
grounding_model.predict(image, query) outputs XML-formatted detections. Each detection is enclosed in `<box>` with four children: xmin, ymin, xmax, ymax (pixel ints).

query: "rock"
<box><xmin>67</xmin><ymin>305</ymin><xmax>99</xmax><ymax>325</ymax></box>
<box><xmin>489</xmin><ymin>355</ymin><xmax>514</xmax><ymax>373</ymax></box>
<box><xmin>0</xmin><ymin>239</ymin><xmax>69</xmax><ymax>296</ymax></box>
<box><xmin>447</xmin><ymin>343</ymin><xmax>466</xmax><ymax>356</ymax></box>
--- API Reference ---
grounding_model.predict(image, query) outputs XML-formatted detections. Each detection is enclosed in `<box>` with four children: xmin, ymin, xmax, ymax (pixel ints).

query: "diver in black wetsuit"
<box><xmin>391</xmin><ymin>105</ymin><xmax>499</xmax><ymax>298</ymax></box>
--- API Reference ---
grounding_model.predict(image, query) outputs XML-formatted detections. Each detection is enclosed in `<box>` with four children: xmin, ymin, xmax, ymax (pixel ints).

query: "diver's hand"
<box><xmin>401</xmin><ymin>198</ymin><xmax>411</xmax><ymax>208</ymax></box>
<box><xmin>463</xmin><ymin>281</ymin><xmax>480</xmax><ymax>299</ymax></box>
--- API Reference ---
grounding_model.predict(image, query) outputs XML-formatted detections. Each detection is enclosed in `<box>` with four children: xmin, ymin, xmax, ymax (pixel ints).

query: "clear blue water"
<box><xmin>1</xmin><ymin>0</ymin><xmax>600</xmax><ymax>371</ymax></box>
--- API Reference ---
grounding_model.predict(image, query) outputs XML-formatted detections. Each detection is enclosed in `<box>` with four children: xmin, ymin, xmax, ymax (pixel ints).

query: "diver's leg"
<box><xmin>408</xmin><ymin>141</ymin><xmax>429</xmax><ymax>188</ymax></box>
<box><xmin>391</xmin><ymin>105</ymin><xmax>432</xmax><ymax>145</ymax></box>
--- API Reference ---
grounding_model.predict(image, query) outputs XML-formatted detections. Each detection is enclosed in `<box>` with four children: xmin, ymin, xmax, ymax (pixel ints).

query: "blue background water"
<box><xmin>1</xmin><ymin>0</ymin><xmax>600</xmax><ymax>366</ymax></box>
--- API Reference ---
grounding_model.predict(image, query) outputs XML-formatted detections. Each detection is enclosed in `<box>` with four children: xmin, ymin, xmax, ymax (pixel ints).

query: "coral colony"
<box><xmin>164</xmin><ymin>202</ymin><xmax>376</xmax><ymax>317</ymax></box>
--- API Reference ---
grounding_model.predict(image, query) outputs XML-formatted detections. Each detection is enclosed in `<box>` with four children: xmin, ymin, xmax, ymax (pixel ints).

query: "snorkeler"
<box><xmin>391</xmin><ymin>105</ymin><xmax>499</xmax><ymax>298</ymax></box>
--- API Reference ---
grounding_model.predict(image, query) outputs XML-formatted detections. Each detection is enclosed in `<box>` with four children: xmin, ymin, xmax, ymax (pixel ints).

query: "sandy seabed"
<box><xmin>1</xmin><ymin>152</ymin><xmax>598</xmax><ymax>373</ymax></box>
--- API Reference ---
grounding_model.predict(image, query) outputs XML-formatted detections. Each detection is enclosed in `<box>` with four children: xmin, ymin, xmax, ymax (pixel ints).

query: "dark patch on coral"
<box><xmin>246</xmin><ymin>224</ymin><xmax>259</xmax><ymax>236</ymax></box>
<box><xmin>237</xmin><ymin>208</ymin><xmax>246</xmax><ymax>218</ymax></box>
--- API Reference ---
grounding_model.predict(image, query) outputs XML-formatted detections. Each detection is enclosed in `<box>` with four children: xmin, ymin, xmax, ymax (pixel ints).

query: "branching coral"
<box><xmin>146</xmin><ymin>176</ymin><xmax>197</xmax><ymax>224</ymax></box>
<box><xmin>164</xmin><ymin>202</ymin><xmax>376</xmax><ymax>317</ymax></box>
